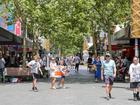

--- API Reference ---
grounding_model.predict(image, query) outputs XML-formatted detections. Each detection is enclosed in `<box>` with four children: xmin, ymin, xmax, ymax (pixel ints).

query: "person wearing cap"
<box><xmin>101</xmin><ymin>52</ymin><xmax>116</xmax><ymax>100</ymax></box>
<box><xmin>129</xmin><ymin>56</ymin><xmax>140</xmax><ymax>101</ymax></box>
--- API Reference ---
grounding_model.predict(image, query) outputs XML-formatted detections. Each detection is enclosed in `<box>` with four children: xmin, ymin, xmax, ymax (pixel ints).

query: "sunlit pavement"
<box><xmin>0</xmin><ymin>65</ymin><xmax>139</xmax><ymax>105</ymax></box>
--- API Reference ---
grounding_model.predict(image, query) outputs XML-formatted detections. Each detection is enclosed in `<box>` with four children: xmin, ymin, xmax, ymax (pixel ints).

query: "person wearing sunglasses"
<box><xmin>101</xmin><ymin>52</ymin><xmax>116</xmax><ymax>100</ymax></box>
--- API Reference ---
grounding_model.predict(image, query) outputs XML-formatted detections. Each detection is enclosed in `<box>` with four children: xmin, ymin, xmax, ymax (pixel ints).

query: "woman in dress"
<box><xmin>50</xmin><ymin>57</ymin><xmax>58</xmax><ymax>89</ymax></box>
<box><xmin>93</xmin><ymin>56</ymin><xmax>102</xmax><ymax>82</ymax></box>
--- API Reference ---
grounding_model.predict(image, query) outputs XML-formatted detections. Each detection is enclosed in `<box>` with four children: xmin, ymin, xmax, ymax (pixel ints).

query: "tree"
<box><xmin>91</xmin><ymin>0</ymin><xmax>130</xmax><ymax>52</ymax></box>
<box><xmin>1</xmin><ymin>0</ymin><xmax>131</xmax><ymax>56</ymax></box>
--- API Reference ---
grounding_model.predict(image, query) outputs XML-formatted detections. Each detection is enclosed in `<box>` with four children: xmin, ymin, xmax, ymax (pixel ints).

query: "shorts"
<box><xmin>104</xmin><ymin>75</ymin><xmax>114</xmax><ymax>85</ymax></box>
<box><xmin>130</xmin><ymin>82</ymin><xmax>140</xmax><ymax>88</ymax></box>
<box><xmin>61</xmin><ymin>76</ymin><xmax>65</xmax><ymax>79</ymax></box>
<box><xmin>32</xmin><ymin>73</ymin><xmax>39</xmax><ymax>79</ymax></box>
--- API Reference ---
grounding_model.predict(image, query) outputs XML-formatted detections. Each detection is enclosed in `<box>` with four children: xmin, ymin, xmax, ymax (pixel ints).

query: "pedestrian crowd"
<box><xmin>87</xmin><ymin>52</ymin><xmax>140</xmax><ymax>101</ymax></box>
<box><xmin>0</xmin><ymin>50</ymin><xmax>140</xmax><ymax>101</ymax></box>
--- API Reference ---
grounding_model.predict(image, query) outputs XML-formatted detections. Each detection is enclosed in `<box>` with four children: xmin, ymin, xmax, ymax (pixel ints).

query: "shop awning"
<box><xmin>112</xmin><ymin>26</ymin><xmax>130</xmax><ymax>41</ymax></box>
<box><xmin>0</xmin><ymin>27</ymin><xmax>22</xmax><ymax>45</ymax></box>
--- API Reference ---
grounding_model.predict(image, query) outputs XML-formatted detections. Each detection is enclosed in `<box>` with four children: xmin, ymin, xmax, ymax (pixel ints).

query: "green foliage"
<box><xmin>1</xmin><ymin>0</ymin><xmax>130</xmax><ymax>55</ymax></box>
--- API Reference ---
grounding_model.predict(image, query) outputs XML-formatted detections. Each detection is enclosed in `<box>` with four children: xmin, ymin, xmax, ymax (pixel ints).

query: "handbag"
<box><xmin>92</xmin><ymin>64</ymin><xmax>97</xmax><ymax>72</ymax></box>
<box><xmin>55</xmin><ymin>71</ymin><xmax>63</xmax><ymax>77</ymax></box>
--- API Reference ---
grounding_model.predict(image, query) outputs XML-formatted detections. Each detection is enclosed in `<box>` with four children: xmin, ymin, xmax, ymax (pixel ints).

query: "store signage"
<box><xmin>15</xmin><ymin>20</ymin><xmax>21</xmax><ymax>36</ymax></box>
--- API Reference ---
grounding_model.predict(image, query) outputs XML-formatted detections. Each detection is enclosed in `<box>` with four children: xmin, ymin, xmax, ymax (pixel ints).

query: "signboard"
<box><xmin>131</xmin><ymin>0</ymin><xmax>140</xmax><ymax>38</ymax></box>
<box><xmin>15</xmin><ymin>20</ymin><xmax>21</xmax><ymax>36</ymax></box>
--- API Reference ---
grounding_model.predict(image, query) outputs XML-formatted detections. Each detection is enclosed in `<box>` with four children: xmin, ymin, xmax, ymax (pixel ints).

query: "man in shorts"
<box><xmin>129</xmin><ymin>56</ymin><xmax>140</xmax><ymax>101</ymax></box>
<box><xmin>27</xmin><ymin>55</ymin><xmax>43</xmax><ymax>92</ymax></box>
<box><xmin>101</xmin><ymin>52</ymin><xmax>116</xmax><ymax>100</ymax></box>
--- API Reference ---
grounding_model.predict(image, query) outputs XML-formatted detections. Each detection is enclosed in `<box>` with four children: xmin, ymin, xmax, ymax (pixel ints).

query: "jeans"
<box><xmin>0</xmin><ymin>68</ymin><xmax>4</xmax><ymax>82</ymax></box>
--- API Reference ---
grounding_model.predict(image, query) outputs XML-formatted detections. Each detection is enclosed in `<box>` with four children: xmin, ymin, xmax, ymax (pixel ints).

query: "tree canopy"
<box><xmin>0</xmin><ymin>0</ymin><xmax>130</xmax><ymax>55</ymax></box>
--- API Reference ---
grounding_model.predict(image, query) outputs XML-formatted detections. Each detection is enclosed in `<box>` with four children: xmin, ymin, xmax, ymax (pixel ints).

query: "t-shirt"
<box><xmin>102</xmin><ymin>59</ymin><xmax>116</xmax><ymax>76</ymax></box>
<box><xmin>50</xmin><ymin>62</ymin><xmax>58</xmax><ymax>77</ymax></box>
<box><xmin>0</xmin><ymin>58</ymin><xmax>5</xmax><ymax>69</ymax></box>
<box><xmin>129</xmin><ymin>63</ymin><xmax>140</xmax><ymax>82</ymax></box>
<box><xmin>50</xmin><ymin>62</ymin><xmax>57</xmax><ymax>71</ymax></box>
<box><xmin>74</xmin><ymin>56</ymin><xmax>80</xmax><ymax>64</ymax></box>
<box><xmin>28</xmin><ymin>60</ymin><xmax>40</xmax><ymax>74</ymax></box>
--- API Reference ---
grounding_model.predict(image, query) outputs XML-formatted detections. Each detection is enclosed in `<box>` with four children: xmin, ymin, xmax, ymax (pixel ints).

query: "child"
<box><xmin>27</xmin><ymin>55</ymin><xmax>43</xmax><ymax>92</ymax></box>
<box><xmin>58</xmin><ymin>60</ymin><xmax>69</xmax><ymax>88</ymax></box>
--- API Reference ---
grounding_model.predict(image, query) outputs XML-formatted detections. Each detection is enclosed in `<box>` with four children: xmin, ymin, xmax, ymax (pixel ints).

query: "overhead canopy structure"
<box><xmin>0</xmin><ymin>27</ymin><xmax>22</xmax><ymax>45</ymax></box>
<box><xmin>131</xmin><ymin>0</ymin><xmax>140</xmax><ymax>38</ymax></box>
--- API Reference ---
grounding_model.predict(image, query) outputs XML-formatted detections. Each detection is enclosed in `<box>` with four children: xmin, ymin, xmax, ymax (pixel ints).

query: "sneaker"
<box><xmin>51</xmin><ymin>87</ymin><xmax>56</xmax><ymax>89</ymax></box>
<box><xmin>133</xmin><ymin>93</ymin><xmax>137</xmax><ymax>101</ymax></box>
<box><xmin>32</xmin><ymin>87</ymin><xmax>35</xmax><ymax>91</ymax></box>
<box><xmin>106</xmin><ymin>95</ymin><xmax>110</xmax><ymax>100</ymax></box>
<box><xmin>136</xmin><ymin>92</ymin><xmax>140</xmax><ymax>101</ymax></box>
<box><xmin>62</xmin><ymin>86</ymin><xmax>66</xmax><ymax>89</ymax></box>
<box><xmin>109</xmin><ymin>93</ymin><xmax>112</xmax><ymax>99</ymax></box>
<box><xmin>34</xmin><ymin>87</ymin><xmax>38</xmax><ymax>92</ymax></box>
<box><xmin>95</xmin><ymin>79</ymin><xmax>99</xmax><ymax>83</ymax></box>
<box><xmin>134</xmin><ymin>97</ymin><xmax>137</xmax><ymax>101</ymax></box>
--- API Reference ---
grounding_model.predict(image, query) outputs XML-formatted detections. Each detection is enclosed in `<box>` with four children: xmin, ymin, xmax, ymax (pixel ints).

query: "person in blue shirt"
<box><xmin>93</xmin><ymin>56</ymin><xmax>102</xmax><ymax>82</ymax></box>
<box><xmin>101</xmin><ymin>52</ymin><xmax>116</xmax><ymax>100</ymax></box>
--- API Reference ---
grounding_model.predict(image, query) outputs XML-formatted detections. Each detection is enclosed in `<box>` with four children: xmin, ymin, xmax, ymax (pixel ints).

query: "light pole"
<box><xmin>131</xmin><ymin>0</ymin><xmax>140</xmax><ymax>57</ymax></box>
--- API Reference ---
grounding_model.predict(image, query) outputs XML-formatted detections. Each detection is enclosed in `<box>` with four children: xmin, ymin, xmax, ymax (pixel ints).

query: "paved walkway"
<box><xmin>0</xmin><ymin>65</ymin><xmax>139</xmax><ymax>105</ymax></box>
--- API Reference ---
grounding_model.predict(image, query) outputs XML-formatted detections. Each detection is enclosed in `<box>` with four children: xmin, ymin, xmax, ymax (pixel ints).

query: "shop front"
<box><xmin>0</xmin><ymin>27</ymin><xmax>33</xmax><ymax>82</ymax></box>
<box><xmin>111</xmin><ymin>26</ymin><xmax>138</xmax><ymax>60</ymax></box>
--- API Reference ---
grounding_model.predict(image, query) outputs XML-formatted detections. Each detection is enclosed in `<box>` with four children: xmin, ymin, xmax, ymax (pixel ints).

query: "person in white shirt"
<box><xmin>129</xmin><ymin>56</ymin><xmax>140</xmax><ymax>101</ymax></box>
<box><xmin>58</xmin><ymin>59</ymin><xmax>69</xmax><ymax>88</ymax></box>
<box><xmin>27</xmin><ymin>55</ymin><xmax>43</xmax><ymax>92</ymax></box>
<box><xmin>0</xmin><ymin>52</ymin><xmax>5</xmax><ymax>82</ymax></box>
<box><xmin>50</xmin><ymin>57</ymin><xmax>58</xmax><ymax>89</ymax></box>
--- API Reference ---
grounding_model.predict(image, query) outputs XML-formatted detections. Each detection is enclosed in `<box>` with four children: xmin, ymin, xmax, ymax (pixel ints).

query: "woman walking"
<box><xmin>93</xmin><ymin>56</ymin><xmax>102</xmax><ymax>82</ymax></box>
<box><xmin>50</xmin><ymin>58</ymin><xmax>58</xmax><ymax>89</ymax></box>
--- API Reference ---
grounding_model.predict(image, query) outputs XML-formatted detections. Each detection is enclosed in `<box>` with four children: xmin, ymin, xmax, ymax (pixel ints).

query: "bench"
<box><xmin>3</xmin><ymin>67</ymin><xmax>32</xmax><ymax>82</ymax></box>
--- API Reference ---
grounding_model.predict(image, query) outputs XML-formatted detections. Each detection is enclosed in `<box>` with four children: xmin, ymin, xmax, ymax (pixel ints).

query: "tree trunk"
<box><xmin>32</xmin><ymin>25</ymin><xmax>39</xmax><ymax>56</ymax></box>
<box><xmin>91</xmin><ymin>21</ymin><xmax>97</xmax><ymax>56</ymax></box>
<box><xmin>92</xmin><ymin>33</ymin><xmax>97</xmax><ymax>56</ymax></box>
<box><xmin>22</xmin><ymin>21</ymin><xmax>27</xmax><ymax>69</ymax></box>
<box><xmin>32</xmin><ymin>32</ymin><xmax>36</xmax><ymax>56</ymax></box>
<box><xmin>108</xmin><ymin>30</ymin><xmax>112</xmax><ymax>53</ymax></box>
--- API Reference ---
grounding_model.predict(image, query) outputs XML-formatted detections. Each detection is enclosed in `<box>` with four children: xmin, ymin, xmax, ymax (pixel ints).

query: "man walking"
<box><xmin>74</xmin><ymin>55</ymin><xmax>81</xmax><ymax>72</ymax></box>
<box><xmin>27</xmin><ymin>55</ymin><xmax>43</xmax><ymax>92</ymax></box>
<box><xmin>129</xmin><ymin>56</ymin><xmax>140</xmax><ymax>101</ymax></box>
<box><xmin>101</xmin><ymin>52</ymin><xmax>116</xmax><ymax>100</ymax></box>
